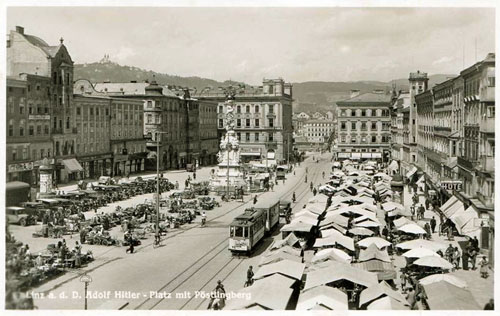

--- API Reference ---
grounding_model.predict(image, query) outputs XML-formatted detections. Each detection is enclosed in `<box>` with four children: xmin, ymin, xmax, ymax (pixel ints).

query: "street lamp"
<box><xmin>155</xmin><ymin>131</ymin><xmax>169</xmax><ymax>246</ymax></box>
<box><xmin>79</xmin><ymin>273</ymin><xmax>92</xmax><ymax>310</ymax></box>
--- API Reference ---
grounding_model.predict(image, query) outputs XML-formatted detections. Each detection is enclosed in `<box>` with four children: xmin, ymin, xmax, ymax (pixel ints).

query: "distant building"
<box><xmin>302</xmin><ymin>119</ymin><xmax>335</xmax><ymax>150</ymax></box>
<box><xmin>335</xmin><ymin>89</ymin><xmax>392</xmax><ymax>161</ymax></box>
<box><xmin>196</xmin><ymin>78</ymin><xmax>293</xmax><ymax>164</ymax></box>
<box><xmin>390</xmin><ymin>90</ymin><xmax>410</xmax><ymax>174</ymax></box>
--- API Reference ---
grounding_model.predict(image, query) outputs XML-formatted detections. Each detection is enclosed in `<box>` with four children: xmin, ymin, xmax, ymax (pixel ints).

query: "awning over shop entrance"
<box><xmin>406</xmin><ymin>167</ymin><xmax>417</xmax><ymax>179</ymax></box>
<box><xmin>62</xmin><ymin>159</ymin><xmax>83</xmax><ymax>173</ymax></box>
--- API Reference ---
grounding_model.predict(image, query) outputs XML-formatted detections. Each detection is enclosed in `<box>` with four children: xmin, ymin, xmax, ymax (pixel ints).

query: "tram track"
<box><xmin>133</xmin><ymin>157</ymin><xmax>325</xmax><ymax>310</ymax></box>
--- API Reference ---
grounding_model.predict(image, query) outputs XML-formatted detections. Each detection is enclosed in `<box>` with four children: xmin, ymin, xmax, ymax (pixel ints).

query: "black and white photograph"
<box><xmin>2</xmin><ymin>0</ymin><xmax>498</xmax><ymax>312</ymax></box>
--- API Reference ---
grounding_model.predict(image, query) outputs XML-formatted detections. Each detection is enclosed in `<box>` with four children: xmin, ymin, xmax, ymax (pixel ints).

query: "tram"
<box><xmin>276</xmin><ymin>165</ymin><xmax>288</xmax><ymax>180</ymax></box>
<box><xmin>228</xmin><ymin>197</ymin><xmax>280</xmax><ymax>254</ymax></box>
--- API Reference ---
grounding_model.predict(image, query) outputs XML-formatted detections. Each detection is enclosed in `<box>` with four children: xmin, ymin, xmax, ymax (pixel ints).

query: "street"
<box><xmin>17</xmin><ymin>154</ymin><xmax>331</xmax><ymax>310</ymax></box>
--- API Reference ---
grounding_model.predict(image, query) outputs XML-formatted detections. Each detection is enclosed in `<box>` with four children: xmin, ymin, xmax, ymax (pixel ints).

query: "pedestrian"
<box><xmin>445</xmin><ymin>244</ymin><xmax>454</xmax><ymax>263</ymax></box>
<box><xmin>406</xmin><ymin>288</ymin><xmax>416</xmax><ymax>309</ymax></box>
<box><xmin>312</xmin><ymin>187</ymin><xmax>317</xmax><ymax>196</ymax></box>
<box><xmin>310</xmin><ymin>182</ymin><xmax>313</xmax><ymax>191</ymax></box>
<box><xmin>424</xmin><ymin>223</ymin><xmax>431</xmax><ymax>240</ymax></box>
<box><xmin>175</xmin><ymin>181</ymin><xmax>179</xmax><ymax>190</ymax></box>
<box><xmin>184</xmin><ymin>179</ymin><xmax>189</xmax><ymax>189</ymax></box>
<box><xmin>270</xmin><ymin>181</ymin><xmax>274</xmax><ymax>192</ymax></box>
<box><xmin>479</xmin><ymin>256</ymin><xmax>489</xmax><ymax>278</ymax></box>
<box><xmin>253</xmin><ymin>195</ymin><xmax>257</xmax><ymax>205</ymax></box>
<box><xmin>246</xmin><ymin>266</ymin><xmax>254</xmax><ymax>287</ymax></box>
<box><xmin>400</xmin><ymin>271</ymin><xmax>407</xmax><ymax>293</ymax></box>
<box><xmin>418</xmin><ymin>204</ymin><xmax>425</xmax><ymax>220</ymax></box>
<box><xmin>469</xmin><ymin>247</ymin><xmax>477</xmax><ymax>270</ymax></box>
<box><xmin>193</xmin><ymin>172</ymin><xmax>196</xmax><ymax>180</ymax></box>
<box><xmin>430</xmin><ymin>216</ymin><xmax>437</xmax><ymax>234</ymax></box>
<box><xmin>484</xmin><ymin>299</ymin><xmax>494</xmax><ymax>310</ymax></box>
<box><xmin>452</xmin><ymin>247</ymin><xmax>461</xmax><ymax>270</ymax></box>
<box><xmin>472</xmin><ymin>236</ymin><xmax>479</xmax><ymax>251</ymax></box>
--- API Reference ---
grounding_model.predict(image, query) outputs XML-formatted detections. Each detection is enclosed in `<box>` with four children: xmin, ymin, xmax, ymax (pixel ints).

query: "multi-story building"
<box><xmin>7</xmin><ymin>26</ymin><xmax>79</xmax><ymax>183</ymax></box>
<box><xmin>390</xmin><ymin>91</ymin><xmax>410</xmax><ymax>173</ymax></box>
<box><xmin>302</xmin><ymin>119</ymin><xmax>335</xmax><ymax>150</ymax></box>
<box><xmin>6</xmin><ymin>74</ymin><xmax>54</xmax><ymax>185</ymax></box>
<box><xmin>458</xmin><ymin>53</ymin><xmax>495</xmax><ymax>216</ymax></box>
<box><xmin>335</xmin><ymin>90</ymin><xmax>392</xmax><ymax>161</ymax></box>
<box><xmin>197</xmin><ymin>78</ymin><xmax>293</xmax><ymax>164</ymax></box>
<box><xmin>413</xmin><ymin>53</ymin><xmax>495</xmax><ymax>265</ymax></box>
<box><xmin>198</xmin><ymin>100</ymin><xmax>219</xmax><ymax>166</ymax></box>
<box><xmin>91</xmin><ymin>81</ymin><xmax>202</xmax><ymax>170</ymax></box>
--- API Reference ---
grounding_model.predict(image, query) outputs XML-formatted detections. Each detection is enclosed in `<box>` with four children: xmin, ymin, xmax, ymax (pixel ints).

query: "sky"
<box><xmin>6</xmin><ymin>6</ymin><xmax>496</xmax><ymax>85</ymax></box>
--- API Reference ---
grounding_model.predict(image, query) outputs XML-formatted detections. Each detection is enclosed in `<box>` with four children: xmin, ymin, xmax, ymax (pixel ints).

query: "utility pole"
<box><xmin>156</xmin><ymin>131</ymin><xmax>160</xmax><ymax>243</ymax></box>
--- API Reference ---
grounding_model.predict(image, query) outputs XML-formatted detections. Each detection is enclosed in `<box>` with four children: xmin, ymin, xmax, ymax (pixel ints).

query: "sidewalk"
<box><xmin>401</xmin><ymin>184</ymin><xmax>494</xmax><ymax>308</ymax></box>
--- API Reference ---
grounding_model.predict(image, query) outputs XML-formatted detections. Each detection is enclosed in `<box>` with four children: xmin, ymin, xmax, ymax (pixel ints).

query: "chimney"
<box><xmin>16</xmin><ymin>26</ymin><xmax>24</xmax><ymax>34</ymax></box>
<box><xmin>350</xmin><ymin>89</ymin><xmax>360</xmax><ymax>98</ymax></box>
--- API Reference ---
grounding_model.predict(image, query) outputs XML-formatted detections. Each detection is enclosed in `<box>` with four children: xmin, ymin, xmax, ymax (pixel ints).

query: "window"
<box><xmin>255</xmin><ymin>133</ymin><xmax>259</xmax><ymax>141</ymax></box>
<box><xmin>341</xmin><ymin>122</ymin><xmax>346</xmax><ymax>130</ymax></box>
<box><xmin>371</xmin><ymin>122</ymin><xmax>377</xmax><ymax>130</ymax></box>
<box><xmin>340</xmin><ymin>135</ymin><xmax>346</xmax><ymax>143</ymax></box>
<box><xmin>246</xmin><ymin>105</ymin><xmax>250</xmax><ymax>113</ymax></box>
<box><xmin>20</xmin><ymin>106</ymin><xmax>24</xmax><ymax>114</ymax></box>
<box><xmin>76</xmin><ymin>107</ymin><xmax>81</xmax><ymax>115</ymax></box>
<box><xmin>219</xmin><ymin>119</ymin><xmax>224</xmax><ymax>128</ymax></box>
<box><xmin>218</xmin><ymin>105</ymin><xmax>223</xmax><ymax>113</ymax></box>
<box><xmin>351</xmin><ymin>110</ymin><xmax>356</xmax><ymax>117</ymax></box>
<box><xmin>361</xmin><ymin>122</ymin><xmax>367</xmax><ymax>131</ymax></box>
<box><xmin>29</xmin><ymin>125</ymin><xmax>34</xmax><ymax>136</ymax></box>
<box><xmin>269</xmin><ymin>133</ymin><xmax>274</xmax><ymax>141</ymax></box>
<box><xmin>237</xmin><ymin>106</ymin><xmax>241</xmax><ymax>113</ymax></box>
<box><xmin>147</xmin><ymin>101</ymin><xmax>153</xmax><ymax>108</ymax></box>
<box><xmin>412</xmin><ymin>119</ymin><xmax>416</xmax><ymax>125</ymax></box>
<box><xmin>44</xmin><ymin>125</ymin><xmax>49</xmax><ymax>134</ymax></box>
<box><xmin>37</xmin><ymin>125</ymin><xmax>42</xmax><ymax>135</ymax></box>
<box><xmin>255</xmin><ymin>105</ymin><xmax>259</xmax><ymax>113</ymax></box>
<box><xmin>255</xmin><ymin>119</ymin><xmax>260</xmax><ymax>127</ymax></box>
<box><xmin>12</xmin><ymin>149</ymin><xmax>17</xmax><ymax>161</ymax></box>
<box><xmin>237</xmin><ymin>132</ymin><xmax>241</xmax><ymax>140</ymax></box>
<box><xmin>351</xmin><ymin>136</ymin><xmax>357</xmax><ymax>143</ymax></box>
<box><xmin>351</xmin><ymin>122</ymin><xmax>356</xmax><ymax>130</ymax></box>
<box><xmin>90</xmin><ymin>108</ymin><xmax>94</xmax><ymax>115</ymax></box>
<box><xmin>19</xmin><ymin>126</ymin><xmax>24</xmax><ymax>136</ymax></box>
<box><xmin>361</xmin><ymin>110</ymin><xmax>366</xmax><ymax>117</ymax></box>
<box><xmin>488</xmin><ymin>77</ymin><xmax>495</xmax><ymax>87</ymax></box>
<box><xmin>29</xmin><ymin>106</ymin><xmax>33</xmax><ymax>114</ymax></box>
<box><xmin>246</xmin><ymin>119</ymin><xmax>250</xmax><ymax>127</ymax></box>
<box><xmin>66</xmin><ymin>117</ymin><xmax>70</xmax><ymax>129</ymax></box>
<box><xmin>45</xmin><ymin>107</ymin><xmax>49</xmax><ymax>114</ymax></box>
<box><xmin>237</xmin><ymin>119</ymin><xmax>241</xmax><ymax>127</ymax></box>
<box><xmin>488</xmin><ymin>106</ymin><xmax>495</xmax><ymax>117</ymax></box>
<box><xmin>245</xmin><ymin>133</ymin><xmax>250</xmax><ymax>141</ymax></box>
<box><xmin>8</xmin><ymin>121</ymin><xmax>14</xmax><ymax>137</ymax></box>
<box><xmin>147</xmin><ymin>114</ymin><xmax>152</xmax><ymax>124</ymax></box>
<box><xmin>371</xmin><ymin>136</ymin><xmax>376</xmax><ymax>143</ymax></box>
<box><xmin>269</xmin><ymin>118</ymin><xmax>274</xmax><ymax>128</ymax></box>
<box><xmin>106</xmin><ymin>109</ymin><xmax>109</xmax><ymax>116</ymax></box>
<box><xmin>341</xmin><ymin>110</ymin><xmax>346</xmax><ymax>116</ymax></box>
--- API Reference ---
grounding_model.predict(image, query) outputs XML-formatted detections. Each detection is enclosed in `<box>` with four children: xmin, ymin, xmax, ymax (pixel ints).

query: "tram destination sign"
<box><xmin>441</xmin><ymin>181</ymin><xmax>462</xmax><ymax>191</ymax></box>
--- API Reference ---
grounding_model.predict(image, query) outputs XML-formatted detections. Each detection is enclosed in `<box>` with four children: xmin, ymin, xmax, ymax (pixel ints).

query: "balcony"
<box><xmin>457</xmin><ymin>156</ymin><xmax>476</xmax><ymax>170</ymax></box>
<box><xmin>477</xmin><ymin>155</ymin><xmax>494</xmax><ymax>173</ymax></box>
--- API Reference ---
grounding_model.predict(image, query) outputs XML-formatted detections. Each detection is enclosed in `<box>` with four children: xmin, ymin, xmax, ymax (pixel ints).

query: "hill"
<box><xmin>74</xmin><ymin>60</ymin><xmax>454</xmax><ymax>114</ymax></box>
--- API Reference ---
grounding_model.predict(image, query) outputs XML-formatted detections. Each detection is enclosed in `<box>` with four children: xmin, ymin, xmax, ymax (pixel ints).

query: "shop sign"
<box><xmin>441</xmin><ymin>181</ymin><xmax>462</xmax><ymax>191</ymax></box>
<box><xmin>8</xmin><ymin>162</ymin><xmax>34</xmax><ymax>173</ymax></box>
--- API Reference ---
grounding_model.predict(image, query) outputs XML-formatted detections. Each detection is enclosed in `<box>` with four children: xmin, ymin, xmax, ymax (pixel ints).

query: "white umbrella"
<box><xmin>419</xmin><ymin>274</ymin><xmax>467</xmax><ymax>288</ymax></box>
<box><xmin>413</xmin><ymin>256</ymin><xmax>454</xmax><ymax>270</ymax></box>
<box><xmin>396</xmin><ymin>239</ymin><xmax>447</xmax><ymax>252</ymax></box>
<box><xmin>402</xmin><ymin>247</ymin><xmax>439</xmax><ymax>259</ymax></box>
<box><xmin>398</xmin><ymin>223</ymin><xmax>427</xmax><ymax>235</ymax></box>
<box><xmin>358</xmin><ymin>237</ymin><xmax>391</xmax><ymax>249</ymax></box>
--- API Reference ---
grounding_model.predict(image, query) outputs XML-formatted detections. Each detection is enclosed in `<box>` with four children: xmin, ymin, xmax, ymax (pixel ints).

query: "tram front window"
<box><xmin>230</xmin><ymin>226</ymin><xmax>235</xmax><ymax>237</ymax></box>
<box><xmin>234</xmin><ymin>226</ymin><xmax>244</xmax><ymax>237</ymax></box>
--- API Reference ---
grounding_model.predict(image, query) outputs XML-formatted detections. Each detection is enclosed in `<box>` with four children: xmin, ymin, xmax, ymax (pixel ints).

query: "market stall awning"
<box><xmin>359</xmin><ymin>244</ymin><xmax>391</xmax><ymax>263</ymax></box>
<box><xmin>419</xmin><ymin>273</ymin><xmax>467</xmax><ymax>288</ymax></box>
<box><xmin>312</xmin><ymin>248</ymin><xmax>352</xmax><ymax>264</ymax></box>
<box><xmin>398</xmin><ymin>223</ymin><xmax>427</xmax><ymax>235</ymax></box>
<box><xmin>402</xmin><ymin>247</ymin><xmax>439</xmax><ymax>259</ymax></box>
<box><xmin>349</xmin><ymin>227</ymin><xmax>375</xmax><ymax>236</ymax></box>
<box><xmin>440</xmin><ymin>195</ymin><xmax>458</xmax><ymax>213</ymax></box>
<box><xmin>254</xmin><ymin>259</ymin><xmax>305</xmax><ymax>281</ymax></box>
<box><xmin>450</xmin><ymin>206</ymin><xmax>479</xmax><ymax>236</ymax></box>
<box><xmin>423</xmin><ymin>281</ymin><xmax>480</xmax><ymax>310</ymax></box>
<box><xmin>225</xmin><ymin>277</ymin><xmax>294</xmax><ymax>310</ymax></box>
<box><xmin>259</xmin><ymin>251</ymin><xmax>302</xmax><ymax>267</ymax></box>
<box><xmin>63</xmin><ymin>158</ymin><xmax>83</xmax><ymax>173</ymax></box>
<box><xmin>358</xmin><ymin>237</ymin><xmax>391</xmax><ymax>249</ymax></box>
<box><xmin>304</xmin><ymin>261</ymin><xmax>378</xmax><ymax>290</ymax></box>
<box><xmin>281</xmin><ymin>222</ymin><xmax>314</xmax><ymax>233</ymax></box>
<box><xmin>297</xmin><ymin>285</ymin><xmax>348</xmax><ymax>310</ymax></box>
<box><xmin>315</xmin><ymin>229</ymin><xmax>354</xmax><ymax>251</ymax></box>
<box><xmin>405</xmin><ymin>166</ymin><xmax>417</xmax><ymax>179</ymax></box>
<box><xmin>413</xmin><ymin>256</ymin><xmax>454</xmax><ymax>270</ymax></box>
<box><xmin>270</xmin><ymin>233</ymin><xmax>300</xmax><ymax>250</ymax></box>
<box><xmin>444</xmin><ymin>199</ymin><xmax>464</xmax><ymax>218</ymax></box>
<box><xmin>359</xmin><ymin>281</ymin><xmax>409</xmax><ymax>307</ymax></box>
<box><xmin>367</xmin><ymin>296</ymin><xmax>409</xmax><ymax>310</ymax></box>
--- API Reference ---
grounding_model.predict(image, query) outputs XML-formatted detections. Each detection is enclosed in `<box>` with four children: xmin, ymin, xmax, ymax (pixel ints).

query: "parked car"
<box><xmin>6</xmin><ymin>206</ymin><xmax>37</xmax><ymax>226</ymax></box>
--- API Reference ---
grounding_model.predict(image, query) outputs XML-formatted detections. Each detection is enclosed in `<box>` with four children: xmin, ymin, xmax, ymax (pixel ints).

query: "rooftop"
<box><xmin>338</xmin><ymin>92</ymin><xmax>391</xmax><ymax>105</ymax></box>
<box><xmin>93</xmin><ymin>82</ymin><xmax>179</xmax><ymax>97</ymax></box>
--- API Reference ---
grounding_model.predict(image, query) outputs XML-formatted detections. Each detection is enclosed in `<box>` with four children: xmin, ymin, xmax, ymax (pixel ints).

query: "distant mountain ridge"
<box><xmin>74</xmin><ymin>60</ymin><xmax>453</xmax><ymax>113</ymax></box>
